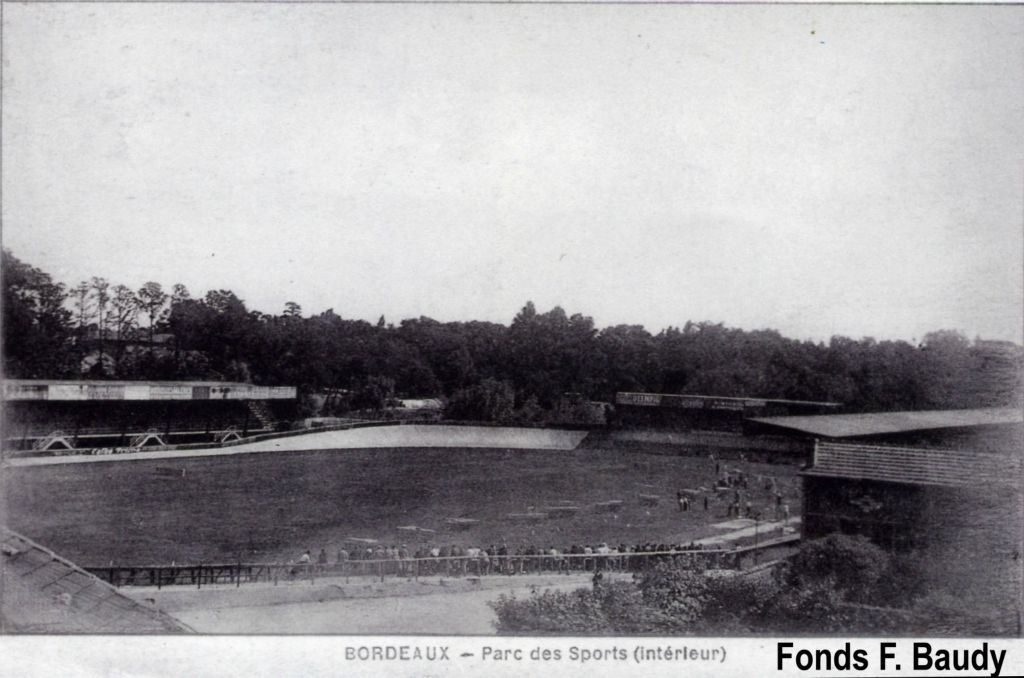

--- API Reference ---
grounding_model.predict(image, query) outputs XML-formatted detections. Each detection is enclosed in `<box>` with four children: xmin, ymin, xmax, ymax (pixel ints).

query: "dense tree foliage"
<box><xmin>2</xmin><ymin>250</ymin><xmax>74</xmax><ymax>378</ymax></box>
<box><xmin>3</xmin><ymin>250</ymin><xmax>1020</xmax><ymax>415</ymax></box>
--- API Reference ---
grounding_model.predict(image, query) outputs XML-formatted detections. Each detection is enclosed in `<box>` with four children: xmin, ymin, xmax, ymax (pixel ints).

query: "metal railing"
<box><xmin>85</xmin><ymin>535</ymin><xmax>800</xmax><ymax>589</ymax></box>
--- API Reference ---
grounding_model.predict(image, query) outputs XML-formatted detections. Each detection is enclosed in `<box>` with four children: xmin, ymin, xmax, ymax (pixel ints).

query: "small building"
<box><xmin>397</xmin><ymin>398</ymin><xmax>444</xmax><ymax>411</ymax></box>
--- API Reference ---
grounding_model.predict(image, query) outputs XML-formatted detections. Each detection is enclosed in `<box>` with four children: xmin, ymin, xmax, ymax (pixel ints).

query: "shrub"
<box><xmin>783</xmin><ymin>533</ymin><xmax>890</xmax><ymax>604</ymax></box>
<box><xmin>634</xmin><ymin>563</ymin><xmax>709</xmax><ymax>628</ymax></box>
<box><xmin>490</xmin><ymin>587</ymin><xmax>611</xmax><ymax>634</ymax></box>
<box><xmin>701</xmin><ymin>574</ymin><xmax>782</xmax><ymax>633</ymax></box>
<box><xmin>768</xmin><ymin>577</ymin><xmax>854</xmax><ymax>634</ymax></box>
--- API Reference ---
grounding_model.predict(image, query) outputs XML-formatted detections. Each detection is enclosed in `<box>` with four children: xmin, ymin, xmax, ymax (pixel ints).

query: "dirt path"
<box><xmin>134</xmin><ymin>574</ymin><xmax>609</xmax><ymax>634</ymax></box>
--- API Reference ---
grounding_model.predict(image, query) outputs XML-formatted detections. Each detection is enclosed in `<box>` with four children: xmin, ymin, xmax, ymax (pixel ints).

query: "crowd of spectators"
<box><xmin>285</xmin><ymin>533</ymin><xmax>782</xmax><ymax>578</ymax></box>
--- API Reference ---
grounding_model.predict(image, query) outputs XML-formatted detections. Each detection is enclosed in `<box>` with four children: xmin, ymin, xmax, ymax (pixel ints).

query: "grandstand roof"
<box><xmin>1</xmin><ymin>527</ymin><xmax>191</xmax><ymax>633</ymax></box>
<box><xmin>804</xmin><ymin>441</ymin><xmax>1020</xmax><ymax>488</ymax></box>
<box><xmin>750</xmin><ymin>407</ymin><xmax>1023</xmax><ymax>438</ymax></box>
<box><xmin>7</xmin><ymin>379</ymin><xmax>260</xmax><ymax>388</ymax></box>
<box><xmin>615</xmin><ymin>392</ymin><xmax>841</xmax><ymax>409</ymax></box>
<box><xmin>5</xmin><ymin>379</ymin><xmax>296</xmax><ymax>401</ymax></box>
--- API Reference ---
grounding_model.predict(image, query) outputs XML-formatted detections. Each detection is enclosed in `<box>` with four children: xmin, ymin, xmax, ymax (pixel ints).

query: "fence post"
<box><xmin>379</xmin><ymin>560</ymin><xmax>384</xmax><ymax>583</ymax></box>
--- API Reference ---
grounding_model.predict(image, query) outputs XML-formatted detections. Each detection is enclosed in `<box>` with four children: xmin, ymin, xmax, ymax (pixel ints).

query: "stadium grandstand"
<box><xmin>3</xmin><ymin>379</ymin><xmax>297</xmax><ymax>453</ymax></box>
<box><xmin>800</xmin><ymin>439</ymin><xmax>1022</xmax><ymax>632</ymax></box>
<box><xmin>612</xmin><ymin>391</ymin><xmax>841</xmax><ymax>432</ymax></box>
<box><xmin>1</xmin><ymin>527</ymin><xmax>191</xmax><ymax>633</ymax></box>
<box><xmin>791</xmin><ymin>409</ymin><xmax>1023</xmax><ymax>633</ymax></box>
<box><xmin>745</xmin><ymin>407</ymin><xmax>1023</xmax><ymax>450</ymax></box>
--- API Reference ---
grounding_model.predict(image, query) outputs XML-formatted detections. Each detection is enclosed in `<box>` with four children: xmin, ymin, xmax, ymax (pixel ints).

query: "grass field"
<box><xmin>2</xmin><ymin>445</ymin><xmax>801</xmax><ymax>566</ymax></box>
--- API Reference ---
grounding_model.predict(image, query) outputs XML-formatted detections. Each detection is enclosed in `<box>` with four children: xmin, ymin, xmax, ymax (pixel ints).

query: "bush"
<box><xmin>767</xmin><ymin>577</ymin><xmax>854</xmax><ymax>634</ymax></box>
<box><xmin>490</xmin><ymin>579</ymin><xmax>699</xmax><ymax>635</ymax></box>
<box><xmin>701</xmin><ymin>574</ymin><xmax>782</xmax><ymax>633</ymax></box>
<box><xmin>635</xmin><ymin>564</ymin><xmax>709</xmax><ymax>628</ymax></box>
<box><xmin>490</xmin><ymin>587</ymin><xmax>612</xmax><ymax>634</ymax></box>
<box><xmin>783</xmin><ymin>533</ymin><xmax>890</xmax><ymax>604</ymax></box>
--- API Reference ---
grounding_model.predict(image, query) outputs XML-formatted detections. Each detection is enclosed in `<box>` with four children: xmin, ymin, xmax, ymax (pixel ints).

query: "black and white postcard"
<box><xmin>1</xmin><ymin>2</ymin><xmax>1021</xmax><ymax>676</ymax></box>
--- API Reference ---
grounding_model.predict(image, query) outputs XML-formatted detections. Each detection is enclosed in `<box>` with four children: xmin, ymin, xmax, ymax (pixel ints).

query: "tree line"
<box><xmin>3</xmin><ymin>249</ymin><xmax>1020</xmax><ymax>416</ymax></box>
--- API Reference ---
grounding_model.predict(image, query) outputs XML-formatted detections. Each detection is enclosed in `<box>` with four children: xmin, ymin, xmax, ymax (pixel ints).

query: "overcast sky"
<box><xmin>3</xmin><ymin>4</ymin><xmax>1022</xmax><ymax>343</ymax></box>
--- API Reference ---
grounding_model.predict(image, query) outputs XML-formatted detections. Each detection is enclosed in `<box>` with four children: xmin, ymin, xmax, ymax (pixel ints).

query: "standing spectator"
<box><xmin>398</xmin><ymin>545</ymin><xmax>410</xmax><ymax>576</ymax></box>
<box><xmin>317</xmin><ymin>548</ymin><xmax>328</xmax><ymax>573</ymax></box>
<box><xmin>498</xmin><ymin>544</ymin><xmax>509</xmax><ymax>574</ymax></box>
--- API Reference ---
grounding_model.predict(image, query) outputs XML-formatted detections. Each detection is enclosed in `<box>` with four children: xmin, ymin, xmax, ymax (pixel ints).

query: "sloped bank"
<box><xmin>6</xmin><ymin>424</ymin><xmax>589</xmax><ymax>466</ymax></box>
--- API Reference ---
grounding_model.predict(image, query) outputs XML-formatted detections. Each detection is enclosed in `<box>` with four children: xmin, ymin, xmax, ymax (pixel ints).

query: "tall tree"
<box><xmin>109</xmin><ymin>284</ymin><xmax>139</xmax><ymax>374</ymax></box>
<box><xmin>137</xmin><ymin>282</ymin><xmax>169</xmax><ymax>344</ymax></box>
<box><xmin>2</xmin><ymin>249</ymin><xmax>73</xmax><ymax>377</ymax></box>
<box><xmin>70</xmin><ymin>281</ymin><xmax>93</xmax><ymax>335</ymax></box>
<box><xmin>90</xmin><ymin>277</ymin><xmax>111</xmax><ymax>376</ymax></box>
